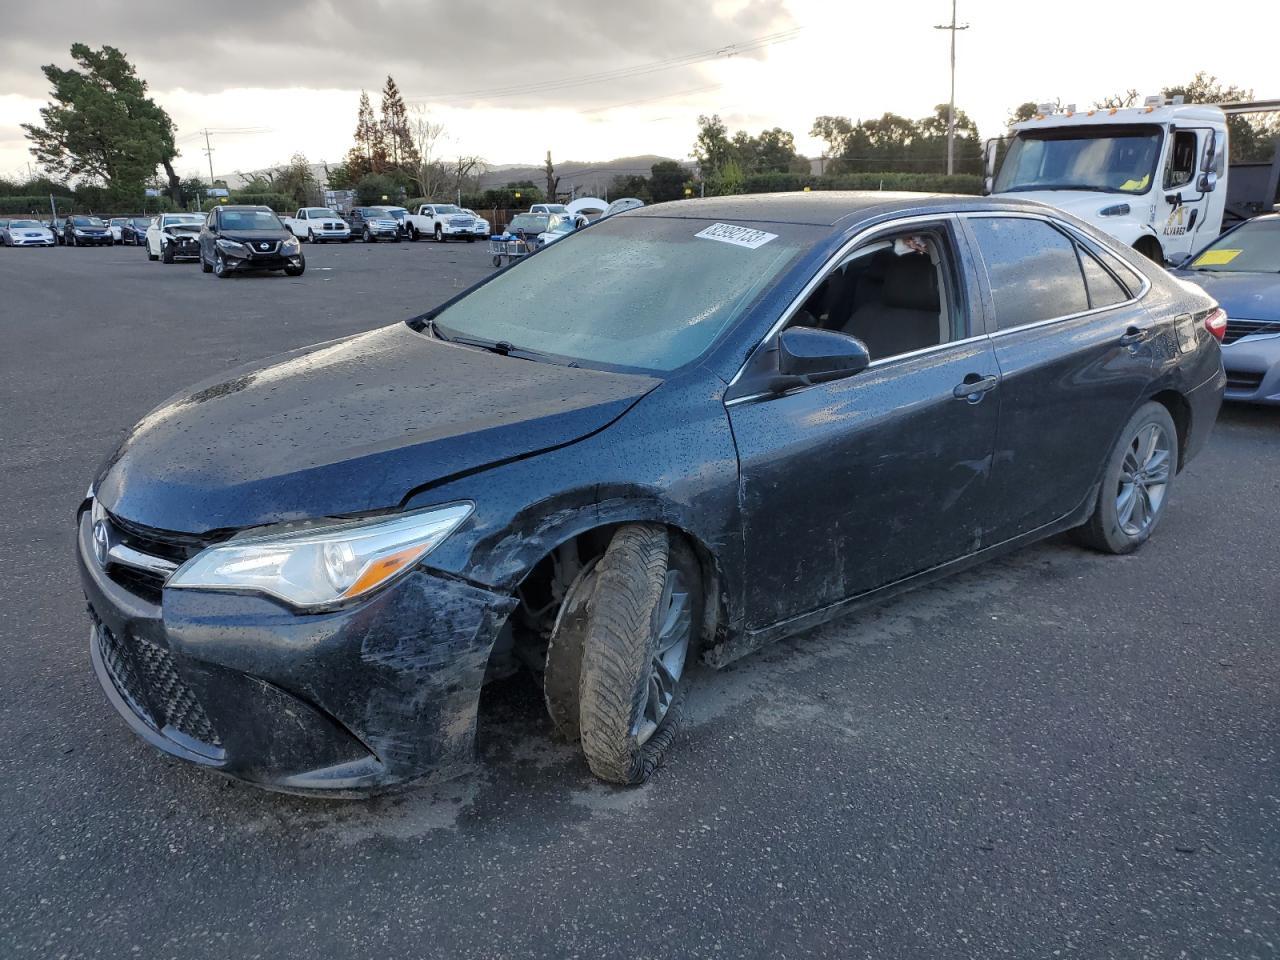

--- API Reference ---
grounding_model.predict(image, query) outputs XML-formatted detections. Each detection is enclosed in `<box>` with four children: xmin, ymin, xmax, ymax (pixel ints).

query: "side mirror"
<box><xmin>777</xmin><ymin>327</ymin><xmax>870</xmax><ymax>383</ymax></box>
<box><xmin>1197</xmin><ymin>131</ymin><xmax>1219</xmax><ymax>193</ymax></box>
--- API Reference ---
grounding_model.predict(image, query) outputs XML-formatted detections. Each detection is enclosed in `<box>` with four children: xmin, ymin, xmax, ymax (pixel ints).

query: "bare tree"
<box><xmin>409</xmin><ymin>105</ymin><xmax>448</xmax><ymax>199</ymax></box>
<box><xmin>544</xmin><ymin>150</ymin><xmax>560</xmax><ymax>202</ymax></box>
<box><xmin>451</xmin><ymin>155</ymin><xmax>487</xmax><ymax>201</ymax></box>
<box><xmin>1095</xmin><ymin>89</ymin><xmax>1140</xmax><ymax>109</ymax></box>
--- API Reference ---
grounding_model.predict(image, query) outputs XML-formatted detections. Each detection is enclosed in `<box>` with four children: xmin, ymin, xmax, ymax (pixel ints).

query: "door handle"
<box><xmin>1119</xmin><ymin>326</ymin><xmax>1150</xmax><ymax>347</ymax></box>
<box><xmin>953</xmin><ymin>374</ymin><xmax>999</xmax><ymax>402</ymax></box>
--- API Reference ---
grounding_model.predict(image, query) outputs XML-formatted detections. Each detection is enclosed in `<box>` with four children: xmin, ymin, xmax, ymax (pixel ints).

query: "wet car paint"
<box><xmin>81</xmin><ymin>192</ymin><xmax>1226</xmax><ymax>793</ymax></box>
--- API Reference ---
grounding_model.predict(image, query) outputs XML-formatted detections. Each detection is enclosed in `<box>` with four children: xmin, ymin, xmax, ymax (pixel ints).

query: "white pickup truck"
<box><xmin>282</xmin><ymin>207</ymin><xmax>352</xmax><ymax>243</ymax></box>
<box><xmin>404</xmin><ymin>204</ymin><xmax>487</xmax><ymax>242</ymax></box>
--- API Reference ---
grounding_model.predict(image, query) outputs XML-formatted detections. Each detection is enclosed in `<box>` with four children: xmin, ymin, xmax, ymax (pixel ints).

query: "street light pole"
<box><xmin>934</xmin><ymin>0</ymin><xmax>969</xmax><ymax>175</ymax></box>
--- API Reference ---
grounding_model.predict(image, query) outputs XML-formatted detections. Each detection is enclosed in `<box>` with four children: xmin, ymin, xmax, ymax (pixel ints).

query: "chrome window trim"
<box><xmin>724</xmin><ymin>213</ymin><xmax>963</xmax><ymax>395</ymax></box>
<box><xmin>958</xmin><ymin>211</ymin><xmax>1152</xmax><ymax>339</ymax></box>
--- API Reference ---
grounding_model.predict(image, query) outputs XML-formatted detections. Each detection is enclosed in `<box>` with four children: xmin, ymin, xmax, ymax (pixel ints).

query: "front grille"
<box><xmin>93</xmin><ymin>613</ymin><xmax>222</xmax><ymax>750</ymax></box>
<box><xmin>97</xmin><ymin>509</ymin><xmax>221</xmax><ymax>604</ymax></box>
<box><xmin>249</xmin><ymin>240</ymin><xmax>279</xmax><ymax>255</ymax></box>
<box><xmin>1225</xmin><ymin>370</ymin><xmax>1264</xmax><ymax>393</ymax></box>
<box><xmin>1224</xmin><ymin>318</ymin><xmax>1280</xmax><ymax>345</ymax></box>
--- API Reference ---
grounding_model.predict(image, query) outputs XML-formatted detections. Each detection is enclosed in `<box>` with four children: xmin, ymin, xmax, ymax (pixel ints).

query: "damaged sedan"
<box><xmin>78</xmin><ymin>193</ymin><xmax>1225</xmax><ymax>795</ymax></box>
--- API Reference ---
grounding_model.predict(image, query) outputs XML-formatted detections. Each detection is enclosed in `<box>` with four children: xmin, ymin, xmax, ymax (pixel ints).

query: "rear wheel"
<box><xmin>1133</xmin><ymin>236</ymin><xmax>1164</xmax><ymax>264</ymax></box>
<box><xmin>573</xmin><ymin>525</ymin><xmax>702</xmax><ymax>785</ymax></box>
<box><xmin>1075</xmin><ymin>401</ymin><xmax>1178</xmax><ymax>554</ymax></box>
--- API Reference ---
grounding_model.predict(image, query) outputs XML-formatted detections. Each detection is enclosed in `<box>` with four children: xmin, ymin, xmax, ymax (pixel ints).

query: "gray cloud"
<box><xmin>0</xmin><ymin>0</ymin><xmax>795</xmax><ymax>110</ymax></box>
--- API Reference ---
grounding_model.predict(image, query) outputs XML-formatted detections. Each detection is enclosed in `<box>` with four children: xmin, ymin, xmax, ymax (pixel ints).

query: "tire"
<box><xmin>147</xmin><ymin>241</ymin><xmax>158</xmax><ymax>261</ymax></box>
<box><xmin>1074</xmin><ymin>401</ymin><xmax>1178</xmax><ymax>555</ymax></box>
<box><xmin>200</xmin><ymin>253</ymin><xmax>212</xmax><ymax>273</ymax></box>
<box><xmin>213</xmin><ymin>252</ymin><xmax>230</xmax><ymax>278</ymax></box>
<box><xmin>284</xmin><ymin>261</ymin><xmax>305</xmax><ymax>277</ymax></box>
<box><xmin>577</xmin><ymin>525</ymin><xmax>702</xmax><ymax>785</ymax></box>
<box><xmin>161</xmin><ymin>243</ymin><xmax>174</xmax><ymax>264</ymax></box>
<box><xmin>363</xmin><ymin>228</ymin><xmax>373</xmax><ymax>243</ymax></box>
<box><xmin>407</xmin><ymin>225</ymin><xmax>418</xmax><ymax>242</ymax></box>
<box><xmin>1133</xmin><ymin>236</ymin><xmax>1164</xmax><ymax>264</ymax></box>
<box><xmin>434</xmin><ymin>225</ymin><xmax>444</xmax><ymax>242</ymax></box>
<box><xmin>492</xmin><ymin>255</ymin><xmax>503</xmax><ymax>268</ymax></box>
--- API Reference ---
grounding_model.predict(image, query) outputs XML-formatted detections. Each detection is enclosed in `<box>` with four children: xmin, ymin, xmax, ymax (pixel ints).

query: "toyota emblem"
<box><xmin>92</xmin><ymin>520</ymin><xmax>109</xmax><ymax>566</ymax></box>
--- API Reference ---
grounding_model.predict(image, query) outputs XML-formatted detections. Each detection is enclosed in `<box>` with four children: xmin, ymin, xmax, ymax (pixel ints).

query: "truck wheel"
<box><xmin>1133</xmin><ymin>236</ymin><xmax>1164</xmax><ymax>264</ymax></box>
<box><xmin>1074</xmin><ymin>401</ymin><xmax>1178</xmax><ymax>555</ymax></box>
<box><xmin>407</xmin><ymin>225</ymin><xmax>418</xmax><ymax>242</ymax></box>
<box><xmin>363</xmin><ymin>228</ymin><xmax>373</xmax><ymax>243</ymax></box>
<box><xmin>307</xmin><ymin>229</ymin><xmax>316</xmax><ymax>244</ymax></box>
<box><xmin>577</xmin><ymin>525</ymin><xmax>702</xmax><ymax>785</ymax></box>
<box><xmin>434</xmin><ymin>225</ymin><xmax>444</xmax><ymax>242</ymax></box>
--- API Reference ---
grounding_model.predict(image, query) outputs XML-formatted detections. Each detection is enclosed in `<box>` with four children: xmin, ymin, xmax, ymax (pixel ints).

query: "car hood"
<box><xmin>218</xmin><ymin>228</ymin><xmax>291</xmax><ymax>243</ymax></box>
<box><xmin>94</xmin><ymin>323</ymin><xmax>660</xmax><ymax>535</ymax></box>
<box><xmin>1169</xmin><ymin>269</ymin><xmax>1280</xmax><ymax>322</ymax></box>
<box><xmin>164</xmin><ymin>223</ymin><xmax>202</xmax><ymax>234</ymax></box>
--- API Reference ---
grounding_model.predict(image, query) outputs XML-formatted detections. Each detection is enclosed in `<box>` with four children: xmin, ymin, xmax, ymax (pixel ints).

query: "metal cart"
<box><xmin>489</xmin><ymin>232</ymin><xmax>536</xmax><ymax>268</ymax></box>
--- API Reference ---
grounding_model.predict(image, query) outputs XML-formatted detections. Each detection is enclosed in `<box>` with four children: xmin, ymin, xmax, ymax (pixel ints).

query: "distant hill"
<box><xmin>215</xmin><ymin>155</ymin><xmax>687</xmax><ymax>197</ymax></box>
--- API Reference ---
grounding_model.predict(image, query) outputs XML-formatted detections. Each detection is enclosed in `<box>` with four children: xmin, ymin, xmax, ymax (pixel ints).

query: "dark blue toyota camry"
<box><xmin>79</xmin><ymin>192</ymin><xmax>1226</xmax><ymax>795</ymax></box>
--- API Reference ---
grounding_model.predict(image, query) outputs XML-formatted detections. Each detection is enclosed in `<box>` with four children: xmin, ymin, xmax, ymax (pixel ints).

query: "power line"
<box><xmin>406</xmin><ymin>28</ymin><xmax>802</xmax><ymax>106</ymax></box>
<box><xmin>934</xmin><ymin>1</ymin><xmax>969</xmax><ymax>176</ymax></box>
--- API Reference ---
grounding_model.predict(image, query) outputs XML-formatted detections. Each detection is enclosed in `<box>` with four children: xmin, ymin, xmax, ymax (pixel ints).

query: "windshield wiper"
<box><xmin>429</xmin><ymin>320</ymin><xmax>565</xmax><ymax>364</ymax></box>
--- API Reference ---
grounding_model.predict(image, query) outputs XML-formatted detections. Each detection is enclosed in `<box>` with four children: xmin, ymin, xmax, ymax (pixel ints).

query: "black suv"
<box><xmin>198</xmin><ymin>206</ymin><xmax>304</xmax><ymax>277</ymax></box>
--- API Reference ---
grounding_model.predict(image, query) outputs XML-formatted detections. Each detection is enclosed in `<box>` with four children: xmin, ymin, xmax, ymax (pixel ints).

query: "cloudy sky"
<box><xmin>1</xmin><ymin>0</ymin><xmax>1277</xmax><ymax>181</ymax></box>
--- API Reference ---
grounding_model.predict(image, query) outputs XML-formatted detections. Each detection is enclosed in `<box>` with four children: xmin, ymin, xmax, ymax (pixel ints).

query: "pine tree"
<box><xmin>345</xmin><ymin>90</ymin><xmax>378</xmax><ymax>180</ymax></box>
<box><xmin>380</xmin><ymin>75</ymin><xmax>419</xmax><ymax>173</ymax></box>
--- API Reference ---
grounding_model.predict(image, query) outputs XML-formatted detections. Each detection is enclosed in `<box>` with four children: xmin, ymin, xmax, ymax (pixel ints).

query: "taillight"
<box><xmin>1203</xmin><ymin>307</ymin><xmax>1227</xmax><ymax>342</ymax></box>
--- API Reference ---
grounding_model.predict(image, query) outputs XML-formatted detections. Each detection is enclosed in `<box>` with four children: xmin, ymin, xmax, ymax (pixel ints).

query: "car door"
<box><xmin>727</xmin><ymin>216</ymin><xmax>1002</xmax><ymax>631</ymax></box>
<box><xmin>961</xmin><ymin>213</ymin><xmax>1155</xmax><ymax>544</ymax></box>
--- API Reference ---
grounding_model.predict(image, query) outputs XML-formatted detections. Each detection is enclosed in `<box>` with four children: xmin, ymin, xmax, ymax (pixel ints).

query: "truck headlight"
<box><xmin>168</xmin><ymin>503</ymin><xmax>473</xmax><ymax>608</ymax></box>
<box><xmin>282</xmin><ymin>236</ymin><xmax>301</xmax><ymax>254</ymax></box>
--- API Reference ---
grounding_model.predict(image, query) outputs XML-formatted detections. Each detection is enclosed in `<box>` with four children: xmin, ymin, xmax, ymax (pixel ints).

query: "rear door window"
<box><xmin>967</xmin><ymin>217</ymin><xmax>1090</xmax><ymax>330</ymax></box>
<box><xmin>1076</xmin><ymin>244</ymin><xmax>1130</xmax><ymax>309</ymax></box>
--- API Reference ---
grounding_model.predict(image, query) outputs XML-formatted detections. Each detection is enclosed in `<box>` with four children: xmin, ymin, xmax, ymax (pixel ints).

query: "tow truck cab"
<box><xmin>987</xmin><ymin>98</ymin><xmax>1231</xmax><ymax>264</ymax></box>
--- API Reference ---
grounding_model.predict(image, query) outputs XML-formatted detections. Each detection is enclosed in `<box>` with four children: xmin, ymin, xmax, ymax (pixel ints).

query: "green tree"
<box><xmin>346</xmin><ymin>90</ymin><xmax>384</xmax><ymax>179</ymax></box>
<box><xmin>354</xmin><ymin>171</ymin><xmax>409</xmax><ymax>206</ymax></box>
<box><xmin>379</xmin><ymin>75</ymin><xmax>419</xmax><ymax>173</ymax></box>
<box><xmin>272</xmin><ymin>153</ymin><xmax>321</xmax><ymax>206</ymax></box>
<box><xmin>693</xmin><ymin>114</ymin><xmax>734</xmax><ymax>180</ymax></box>
<box><xmin>648</xmin><ymin>160</ymin><xmax>688</xmax><ymax>202</ymax></box>
<box><xmin>1162</xmin><ymin>73</ymin><xmax>1279</xmax><ymax>162</ymax></box>
<box><xmin>22</xmin><ymin>43</ymin><xmax>182</xmax><ymax>202</ymax></box>
<box><xmin>609</xmin><ymin>173</ymin><xmax>651</xmax><ymax>202</ymax></box>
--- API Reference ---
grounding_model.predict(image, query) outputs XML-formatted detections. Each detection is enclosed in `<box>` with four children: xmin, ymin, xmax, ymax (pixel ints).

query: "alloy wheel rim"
<box><xmin>1116</xmin><ymin>422</ymin><xmax>1171</xmax><ymax>537</ymax></box>
<box><xmin>632</xmin><ymin>568</ymin><xmax>693</xmax><ymax>745</ymax></box>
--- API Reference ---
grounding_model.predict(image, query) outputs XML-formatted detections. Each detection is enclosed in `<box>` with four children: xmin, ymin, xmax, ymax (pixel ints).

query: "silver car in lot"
<box><xmin>1172</xmin><ymin>214</ymin><xmax>1280</xmax><ymax>405</ymax></box>
<box><xmin>1</xmin><ymin>218</ymin><xmax>56</xmax><ymax>247</ymax></box>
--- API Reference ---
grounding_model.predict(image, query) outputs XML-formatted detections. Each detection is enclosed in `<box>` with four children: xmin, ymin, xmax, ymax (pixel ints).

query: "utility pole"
<box><xmin>202</xmin><ymin>129</ymin><xmax>216</xmax><ymax>185</ymax></box>
<box><xmin>934</xmin><ymin>0</ymin><xmax>969</xmax><ymax>175</ymax></box>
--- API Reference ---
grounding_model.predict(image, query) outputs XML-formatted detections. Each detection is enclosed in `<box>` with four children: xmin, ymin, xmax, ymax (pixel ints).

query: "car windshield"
<box><xmin>110</xmin><ymin>218</ymin><xmax>127</xmax><ymax>226</ymax></box>
<box><xmin>71</xmin><ymin>216</ymin><xmax>105</xmax><ymax>226</ymax></box>
<box><xmin>540</xmin><ymin>204</ymin><xmax>568</xmax><ymax>213</ymax></box>
<box><xmin>995</xmin><ymin>126</ymin><xmax>1163</xmax><ymax>195</ymax></box>
<box><xmin>219</xmin><ymin>210</ymin><xmax>281</xmax><ymax>230</ymax></box>
<box><xmin>130</xmin><ymin>217</ymin><xmax>150</xmax><ymax>227</ymax></box>
<box><xmin>431</xmin><ymin>215</ymin><xmax>818</xmax><ymax>372</ymax></box>
<box><xmin>163</xmin><ymin>214</ymin><xmax>204</xmax><ymax>226</ymax></box>
<box><xmin>510</xmin><ymin>214</ymin><xmax>550</xmax><ymax>233</ymax></box>
<box><xmin>10</xmin><ymin>219</ymin><xmax>41</xmax><ymax>228</ymax></box>
<box><xmin>1187</xmin><ymin>219</ymin><xmax>1280</xmax><ymax>273</ymax></box>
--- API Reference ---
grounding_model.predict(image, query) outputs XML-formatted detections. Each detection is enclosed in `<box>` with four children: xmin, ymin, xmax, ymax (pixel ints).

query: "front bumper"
<box><xmin>9</xmin><ymin>236</ymin><xmax>55</xmax><ymax>246</ymax></box>
<box><xmin>220</xmin><ymin>243</ymin><xmax>303</xmax><ymax>272</ymax></box>
<box><xmin>72</xmin><ymin>234</ymin><xmax>113</xmax><ymax>246</ymax></box>
<box><xmin>163</xmin><ymin>238</ymin><xmax>201</xmax><ymax>260</ymax></box>
<box><xmin>77</xmin><ymin>510</ymin><xmax>516</xmax><ymax>795</ymax></box>
<box><xmin>1221</xmin><ymin>335</ymin><xmax>1280</xmax><ymax>405</ymax></box>
<box><xmin>309</xmin><ymin>228</ymin><xmax>350</xmax><ymax>241</ymax></box>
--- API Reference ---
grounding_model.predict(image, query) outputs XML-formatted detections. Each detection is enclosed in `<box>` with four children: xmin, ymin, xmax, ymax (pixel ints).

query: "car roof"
<box><xmin>626</xmin><ymin>191</ymin><xmax>1060</xmax><ymax>227</ymax></box>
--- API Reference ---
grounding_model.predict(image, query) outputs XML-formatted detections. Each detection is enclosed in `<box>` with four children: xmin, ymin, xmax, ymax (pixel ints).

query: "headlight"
<box><xmin>74</xmin><ymin>229</ymin><xmax>86</xmax><ymax>236</ymax></box>
<box><xmin>281</xmin><ymin>236</ymin><xmax>300</xmax><ymax>253</ymax></box>
<box><xmin>216</xmin><ymin>238</ymin><xmax>248</xmax><ymax>253</ymax></box>
<box><xmin>167</xmin><ymin>502</ymin><xmax>473</xmax><ymax>608</ymax></box>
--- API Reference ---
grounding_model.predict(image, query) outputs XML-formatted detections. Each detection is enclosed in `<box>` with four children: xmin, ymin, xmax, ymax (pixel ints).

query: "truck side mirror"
<box><xmin>1197</xmin><ymin>131</ymin><xmax>1218</xmax><ymax>193</ymax></box>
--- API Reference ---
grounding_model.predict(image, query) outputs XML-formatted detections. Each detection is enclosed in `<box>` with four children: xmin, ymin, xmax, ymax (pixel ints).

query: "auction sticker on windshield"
<box><xmin>695</xmin><ymin>222</ymin><xmax>778</xmax><ymax>249</ymax></box>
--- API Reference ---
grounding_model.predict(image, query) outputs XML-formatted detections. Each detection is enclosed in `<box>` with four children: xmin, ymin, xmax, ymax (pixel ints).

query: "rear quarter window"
<box><xmin>968</xmin><ymin>217</ymin><xmax>1090</xmax><ymax>330</ymax></box>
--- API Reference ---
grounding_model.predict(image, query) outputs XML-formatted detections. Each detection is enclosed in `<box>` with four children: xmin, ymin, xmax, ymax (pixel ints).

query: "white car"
<box><xmin>145</xmin><ymin>212</ymin><xmax>206</xmax><ymax>263</ymax></box>
<box><xmin>603</xmin><ymin>197</ymin><xmax>645</xmax><ymax>218</ymax></box>
<box><xmin>536</xmin><ymin>216</ymin><xmax>579</xmax><ymax>248</ymax></box>
<box><xmin>107</xmin><ymin>217</ymin><xmax>129</xmax><ymax>244</ymax></box>
<box><xmin>0</xmin><ymin>218</ymin><xmax>56</xmax><ymax>247</ymax></box>
<box><xmin>282</xmin><ymin>207</ymin><xmax>352</xmax><ymax>243</ymax></box>
<box><xmin>529</xmin><ymin>203</ymin><xmax>569</xmax><ymax>216</ymax></box>
<box><xmin>462</xmin><ymin>209</ymin><xmax>491</xmax><ymax>236</ymax></box>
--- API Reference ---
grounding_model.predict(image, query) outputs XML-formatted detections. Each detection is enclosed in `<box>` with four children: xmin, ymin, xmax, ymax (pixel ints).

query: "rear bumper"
<box><xmin>77</xmin><ymin>510</ymin><xmax>515</xmax><ymax>795</ymax></box>
<box><xmin>1182</xmin><ymin>365</ymin><xmax>1227</xmax><ymax>468</ymax></box>
<box><xmin>1221</xmin><ymin>336</ymin><xmax>1280</xmax><ymax>406</ymax></box>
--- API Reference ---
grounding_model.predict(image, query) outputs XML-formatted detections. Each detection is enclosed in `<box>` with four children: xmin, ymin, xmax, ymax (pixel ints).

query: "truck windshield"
<box><xmin>1187</xmin><ymin>219</ymin><xmax>1280</xmax><ymax>273</ymax></box>
<box><xmin>432</xmin><ymin>205</ymin><xmax>461</xmax><ymax>214</ymax></box>
<box><xmin>429</xmin><ymin>215</ymin><xmax>819</xmax><ymax>372</ymax></box>
<box><xmin>995</xmin><ymin>126</ymin><xmax>1162</xmax><ymax>195</ymax></box>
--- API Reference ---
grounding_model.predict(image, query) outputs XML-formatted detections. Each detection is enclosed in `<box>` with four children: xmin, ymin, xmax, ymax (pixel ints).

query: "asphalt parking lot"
<box><xmin>1</xmin><ymin>240</ymin><xmax>1277</xmax><ymax>959</ymax></box>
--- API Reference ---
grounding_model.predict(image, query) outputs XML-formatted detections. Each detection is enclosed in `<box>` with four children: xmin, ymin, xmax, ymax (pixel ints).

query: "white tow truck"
<box><xmin>404</xmin><ymin>203</ymin><xmax>486</xmax><ymax>242</ymax></box>
<box><xmin>987</xmin><ymin>96</ymin><xmax>1280</xmax><ymax>263</ymax></box>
